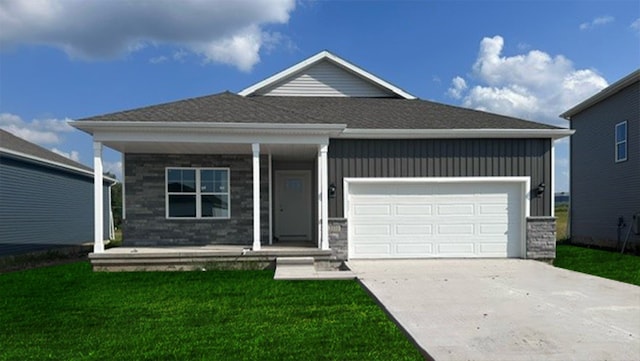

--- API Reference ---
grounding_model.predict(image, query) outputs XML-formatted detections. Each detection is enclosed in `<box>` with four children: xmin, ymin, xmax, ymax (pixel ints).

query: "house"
<box><xmin>0</xmin><ymin>129</ymin><xmax>115</xmax><ymax>256</ymax></box>
<box><xmin>561</xmin><ymin>69</ymin><xmax>640</xmax><ymax>250</ymax></box>
<box><xmin>72</xmin><ymin>50</ymin><xmax>572</xmax><ymax>261</ymax></box>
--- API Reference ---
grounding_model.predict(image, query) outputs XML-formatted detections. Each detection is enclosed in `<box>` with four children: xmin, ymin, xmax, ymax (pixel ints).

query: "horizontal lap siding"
<box><xmin>0</xmin><ymin>156</ymin><xmax>110</xmax><ymax>256</ymax></box>
<box><xmin>259</xmin><ymin>61</ymin><xmax>392</xmax><ymax>97</ymax></box>
<box><xmin>328</xmin><ymin>138</ymin><xmax>551</xmax><ymax>217</ymax></box>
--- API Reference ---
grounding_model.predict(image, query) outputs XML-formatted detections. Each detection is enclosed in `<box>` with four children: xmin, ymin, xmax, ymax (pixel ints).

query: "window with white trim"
<box><xmin>166</xmin><ymin>168</ymin><xmax>230</xmax><ymax>219</ymax></box>
<box><xmin>615</xmin><ymin>121</ymin><xmax>627</xmax><ymax>163</ymax></box>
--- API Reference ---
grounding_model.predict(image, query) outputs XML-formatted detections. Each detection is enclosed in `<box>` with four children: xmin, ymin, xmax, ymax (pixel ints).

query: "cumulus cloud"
<box><xmin>447</xmin><ymin>76</ymin><xmax>468</xmax><ymax>99</ymax></box>
<box><xmin>449</xmin><ymin>35</ymin><xmax>608</xmax><ymax>126</ymax></box>
<box><xmin>579</xmin><ymin>16</ymin><xmax>614</xmax><ymax>30</ymax></box>
<box><xmin>104</xmin><ymin>160</ymin><xmax>123</xmax><ymax>180</ymax></box>
<box><xmin>0</xmin><ymin>0</ymin><xmax>296</xmax><ymax>71</ymax></box>
<box><xmin>51</xmin><ymin>148</ymin><xmax>80</xmax><ymax>162</ymax></box>
<box><xmin>631</xmin><ymin>18</ymin><xmax>640</xmax><ymax>32</ymax></box>
<box><xmin>0</xmin><ymin>112</ymin><xmax>74</xmax><ymax>144</ymax></box>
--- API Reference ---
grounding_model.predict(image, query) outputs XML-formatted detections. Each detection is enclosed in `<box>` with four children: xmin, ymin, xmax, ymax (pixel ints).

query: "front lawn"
<box><xmin>555</xmin><ymin>244</ymin><xmax>640</xmax><ymax>286</ymax></box>
<box><xmin>0</xmin><ymin>263</ymin><xmax>422</xmax><ymax>361</ymax></box>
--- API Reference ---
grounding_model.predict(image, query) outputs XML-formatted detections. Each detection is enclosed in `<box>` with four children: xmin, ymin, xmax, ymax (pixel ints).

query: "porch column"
<box><xmin>252</xmin><ymin>143</ymin><xmax>261</xmax><ymax>251</ymax></box>
<box><xmin>320</xmin><ymin>144</ymin><xmax>330</xmax><ymax>250</ymax></box>
<box><xmin>93</xmin><ymin>141</ymin><xmax>104</xmax><ymax>253</ymax></box>
<box><xmin>317</xmin><ymin>150</ymin><xmax>322</xmax><ymax>248</ymax></box>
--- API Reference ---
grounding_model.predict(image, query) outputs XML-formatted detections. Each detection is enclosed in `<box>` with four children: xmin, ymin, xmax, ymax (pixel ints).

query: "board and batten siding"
<box><xmin>570</xmin><ymin>81</ymin><xmax>640</xmax><ymax>245</ymax></box>
<box><xmin>0</xmin><ymin>156</ymin><xmax>111</xmax><ymax>256</ymax></box>
<box><xmin>257</xmin><ymin>60</ymin><xmax>394</xmax><ymax>97</ymax></box>
<box><xmin>328</xmin><ymin>138</ymin><xmax>552</xmax><ymax>218</ymax></box>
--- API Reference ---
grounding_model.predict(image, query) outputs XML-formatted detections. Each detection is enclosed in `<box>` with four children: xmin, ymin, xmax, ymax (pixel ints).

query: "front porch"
<box><xmin>89</xmin><ymin>243</ymin><xmax>337</xmax><ymax>272</ymax></box>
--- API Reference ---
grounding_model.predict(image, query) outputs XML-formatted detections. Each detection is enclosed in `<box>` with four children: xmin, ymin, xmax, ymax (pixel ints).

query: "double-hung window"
<box><xmin>615</xmin><ymin>121</ymin><xmax>627</xmax><ymax>163</ymax></box>
<box><xmin>166</xmin><ymin>168</ymin><xmax>230</xmax><ymax>219</ymax></box>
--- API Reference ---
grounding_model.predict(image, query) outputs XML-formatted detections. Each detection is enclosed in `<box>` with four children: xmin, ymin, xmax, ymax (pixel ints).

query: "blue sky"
<box><xmin>1</xmin><ymin>0</ymin><xmax>639</xmax><ymax>192</ymax></box>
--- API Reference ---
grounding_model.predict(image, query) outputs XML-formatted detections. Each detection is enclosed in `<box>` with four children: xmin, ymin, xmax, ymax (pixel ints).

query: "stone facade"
<box><xmin>123</xmin><ymin>153</ymin><xmax>269</xmax><ymax>246</ymax></box>
<box><xmin>526</xmin><ymin>217</ymin><xmax>556</xmax><ymax>259</ymax></box>
<box><xmin>328</xmin><ymin>218</ymin><xmax>348</xmax><ymax>260</ymax></box>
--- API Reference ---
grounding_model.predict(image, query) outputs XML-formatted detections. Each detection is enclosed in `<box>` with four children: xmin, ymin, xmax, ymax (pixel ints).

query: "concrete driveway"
<box><xmin>348</xmin><ymin>259</ymin><xmax>640</xmax><ymax>361</ymax></box>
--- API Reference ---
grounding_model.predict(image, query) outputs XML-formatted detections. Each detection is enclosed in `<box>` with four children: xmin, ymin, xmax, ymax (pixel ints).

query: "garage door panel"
<box><xmin>437</xmin><ymin>224</ymin><xmax>474</xmax><ymax>235</ymax></box>
<box><xmin>437</xmin><ymin>204</ymin><xmax>475</xmax><ymax>216</ymax></box>
<box><xmin>395</xmin><ymin>204</ymin><xmax>433</xmax><ymax>216</ymax></box>
<box><xmin>396</xmin><ymin>243</ymin><xmax>433</xmax><ymax>255</ymax></box>
<box><xmin>395</xmin><ymin>224</ymin><xmax>433</xmax><ymax>235</ymax></box>
<box><xmin>352</xmin><ymin>203</ymin><xmax>391</xmax><ymax>216</ymax></box>
<box><xmin>348</xmin><ymin>179</ymin><xmax>525</xmax><ymax>259</ymax></box>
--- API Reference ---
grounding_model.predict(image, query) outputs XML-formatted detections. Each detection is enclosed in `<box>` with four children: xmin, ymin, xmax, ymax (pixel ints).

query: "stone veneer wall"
<box><xmin>328</xmin><ymin>218</ymin><xmax>348</xmax><ymax>260</ymax></box>
<box><xmin>526</xmin><ymin>217</ymin><xmax>556</xmax><ymax>259</ymax></box>
<box><xmin>123</xmin><ymin>154</ymin><xmax>269</xmax><ymax>246</ymax></box>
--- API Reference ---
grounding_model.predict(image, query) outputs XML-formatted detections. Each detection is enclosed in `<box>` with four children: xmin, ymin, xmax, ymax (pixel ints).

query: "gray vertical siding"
<box><xmin>328</xmin><ymin>138</ymin><xmax>552</xmax><ymax>217</ymax></box>
<box><xmin>0</xmin><ymin>156</ymin><xmax>112</xmax><ymax>256</ymax></box>
<box><xmin>570</xmin><ymin>81</ymin><xmax>640</xmax><ymax>245</ymax></box>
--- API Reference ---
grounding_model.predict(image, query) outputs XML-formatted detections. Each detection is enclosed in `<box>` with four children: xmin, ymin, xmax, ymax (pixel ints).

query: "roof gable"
<box><xmin>239</xmin><ymin>50</ymin><xmax>416</xmax><ymax>99</ymax></box>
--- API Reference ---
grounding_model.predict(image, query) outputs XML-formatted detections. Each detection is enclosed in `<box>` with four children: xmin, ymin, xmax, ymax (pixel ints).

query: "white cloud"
<box><xmin>0</xmin><ymin>0</ymin><xmax>296</xmax><ymax>72</ymax></box>
<box><xmin>149</xmin><ymin>56</ymin><xmax>168</xmax><ymax>64</ymax></box>
<box><xmin>103</xmin><ymin>160</ymin><xmax>123</xmax><ymax>180</ymax></box>
<box><xmin>447</xmin><ymin>76</ymin><xmax>468</xmax><ymax>99</ymax></box>
<box><xmin>51</xmin><ymin>147</ymin><xmax>80</xmax><ymax>162</ymax></box>
<box><xmin>579</xmin><ymin>16</ymin><xmax>614</xmax><ymax>30</ymax></box>
<box><xmin>450</xmin><ymin>35</ymin><xmax>608</xmax><ymax>126</ymax></box>
<box><xmin>0</xmin><ymin>112</ymin><xmax>73</xmax><ymax>145</ymax></box>
<box><xmin>631</xmin><ymin>18</ymin><xmax>640</xmax><ymax>32</ymax></box>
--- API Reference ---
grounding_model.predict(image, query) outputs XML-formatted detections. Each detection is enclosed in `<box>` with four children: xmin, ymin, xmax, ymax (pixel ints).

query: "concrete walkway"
<box><xmin>348</xmin><ymin>259</ymin><xmax>640</xmax><ymax>361</ymax></box>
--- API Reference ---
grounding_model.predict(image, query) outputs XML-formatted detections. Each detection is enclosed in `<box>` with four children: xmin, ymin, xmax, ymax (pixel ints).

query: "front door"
<box><xmin>275</xmin><ymin>170</ymin><xmax>312</xmax><ymax>241</ymax></box>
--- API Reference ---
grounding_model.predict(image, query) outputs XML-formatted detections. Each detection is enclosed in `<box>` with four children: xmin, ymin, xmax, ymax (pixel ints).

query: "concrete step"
<box><xmin>274</xmin><ymin>257</ymin><xmax>357</xmax><ymax>281</ymax></box>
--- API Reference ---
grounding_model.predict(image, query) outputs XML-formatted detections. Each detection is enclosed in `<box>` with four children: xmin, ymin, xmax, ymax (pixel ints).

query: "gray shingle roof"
<box><xmin>0</xmin><ymin>129</ymin><xmax>92</xmax><ymax>172</ymax></box>
<box><xmin>79</xmin><ymin>91</ymin><xmax>560</xmax><ymax>130</ymax></box>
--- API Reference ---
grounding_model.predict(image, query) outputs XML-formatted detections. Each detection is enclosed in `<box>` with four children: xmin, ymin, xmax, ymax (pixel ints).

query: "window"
<box><xmin>615</xmin><ymin>121</ymin><xmax>627</xmax><ymax>163</ymax></box>
<box><xmin>166</xmin><ymin>168</ymin><xmax>230</xmax><ymax>219</ymax></box>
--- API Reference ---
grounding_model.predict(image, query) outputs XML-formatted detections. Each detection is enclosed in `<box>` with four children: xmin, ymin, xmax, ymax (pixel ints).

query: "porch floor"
<box><xmin>90</xmin><ymin>243</ymin><xmax>338</xmax><ymax>272</ymax></box>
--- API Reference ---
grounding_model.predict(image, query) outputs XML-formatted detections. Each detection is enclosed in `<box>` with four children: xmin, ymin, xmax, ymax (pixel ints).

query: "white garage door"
<box><xmin>347</xmin><ymin>179</ymin><xmax>526</xmax><ymax>259</ymax></box>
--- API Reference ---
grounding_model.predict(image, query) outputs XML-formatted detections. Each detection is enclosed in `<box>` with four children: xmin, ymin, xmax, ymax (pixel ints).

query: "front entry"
<box><xmin>274</xmin><ymin>170</ymin><xmax>312</xmax><ymax>242</ymax></box>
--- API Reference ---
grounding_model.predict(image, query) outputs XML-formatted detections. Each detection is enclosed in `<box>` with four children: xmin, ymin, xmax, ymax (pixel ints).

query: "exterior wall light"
<box><xmin>536</xmin><ymin>183</ymin><xmax>546</xmax><ymax>197</ymax></box>
<box><xmin>328</xmin><ymin>183</ymin><xmax>337</xmax><ymax>198</ymax></box>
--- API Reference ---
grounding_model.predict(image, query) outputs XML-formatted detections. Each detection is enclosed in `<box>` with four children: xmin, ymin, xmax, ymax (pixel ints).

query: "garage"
<box><xmin>345</xmin><ymin>178</ymin><xmax>529</xmax><ymax>259</ymax></box>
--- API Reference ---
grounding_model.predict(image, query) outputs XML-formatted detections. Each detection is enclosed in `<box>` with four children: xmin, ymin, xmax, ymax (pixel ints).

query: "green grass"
<box><xmin>0</xmin><ymin>262</ymin><xmax>422</xmax><ymax>361</ymax></box>
<box><xmin>555</xmin><ymin>204</ymin><xmax>568</xmax><ymax>241</ymax></box>
<box><xmin>555</xmin><ymin>244</ymin><xmax>640</xmax><ymax>286</ymax></box>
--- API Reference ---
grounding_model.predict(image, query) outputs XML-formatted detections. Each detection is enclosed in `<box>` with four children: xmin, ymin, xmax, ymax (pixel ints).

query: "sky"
<box><xmin>1</xmin><ymin>0</ymin><xmax>639</xmax><ymax>192</ymax></box>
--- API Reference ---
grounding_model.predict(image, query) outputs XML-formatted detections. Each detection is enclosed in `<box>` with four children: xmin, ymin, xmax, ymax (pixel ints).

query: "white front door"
<box><xmin>275</xmin><ymin>170</ymin><xmax>312</xmax><ymax>241</ymax></box>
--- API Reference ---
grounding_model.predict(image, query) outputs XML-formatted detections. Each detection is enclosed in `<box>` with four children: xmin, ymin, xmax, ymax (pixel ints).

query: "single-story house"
<box><xmin>0</xmin><ymin>129</ymin><xmax>115</xmax><ymax>256</ymax></box>
<box><xmin>561</xmin><ymin>69</ymin><xmax>639</xmax><ymax>249</ymax></box>
<box><xmin>72</xmin><ymin>50</ymin><xmax>573</xmax><ymax>260</ymax></box>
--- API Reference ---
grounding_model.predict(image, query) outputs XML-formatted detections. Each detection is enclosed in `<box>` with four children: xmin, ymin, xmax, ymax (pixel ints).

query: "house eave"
<box><xmin>339</xmin><ymin>128</ymin><xmax>575</xmax><ymax>140</ymax></box>
<box><xmin>0</xmin><ymin>147</ymin><xmax>117</xmax><ymax>183</ymax></box>
<box><xmin>71</xmin><ymin>120</ymin><xmax>347</xmax><ymax>136</ymax></box>
<box><xmin>560</xmin><ymin>69</ymin><xmax>640</xmax><ymax>120</ymax></box>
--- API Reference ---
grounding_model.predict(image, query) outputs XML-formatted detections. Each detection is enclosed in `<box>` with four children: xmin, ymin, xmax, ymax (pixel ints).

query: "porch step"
<box><xmin>274</xmin><ymin>257</ymin><xmax>356</xmax><ymax>281</ymax></box>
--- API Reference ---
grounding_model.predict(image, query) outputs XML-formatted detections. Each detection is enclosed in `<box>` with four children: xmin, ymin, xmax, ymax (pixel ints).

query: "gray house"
<box><xmin>561</xmin><ymin>69</ymin><xmax>640</xmax><ymax>249</ymax></box>
<box><xmin>0</xmin><ymin>129</ymin><xmax>114</xmax><ymax>256</ymax></box>
<box><xmin>72</xmin><ymin>51</ymin><xmax>572</xmax><ymax>260</ymax></box>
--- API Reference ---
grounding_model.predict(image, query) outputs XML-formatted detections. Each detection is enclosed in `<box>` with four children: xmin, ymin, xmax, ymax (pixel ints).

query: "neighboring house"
<box><xmin>0</xmin><ymin>129</ymin><xmax>115</xmax><ymax>256</ymax></box>
<box><xmin>72</xmin><ymin>51</ymin><xmax>572</xmax><ymax>260</ymax></box>
<box><xmin>561</xmin><ymin>69</ymin><xmax>640</xmax><ymax>249</ymax></box>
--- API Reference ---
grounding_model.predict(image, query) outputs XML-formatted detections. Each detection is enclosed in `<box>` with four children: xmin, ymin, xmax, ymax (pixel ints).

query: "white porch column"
<box><xmin>320</xmin><ymin>144</ymin><xmax>330</xmax><ymax>250</ymax></box>
<box><xmin>252</xmin><ymin>143</ymin><xmax>261</xmax><ymax>251</ymax></box>
<box><xmin>317</xmin><ymin>150</ymin><xmax>322</xmax><ymax>248</ymax></box>
<box><xmin>93</xmin><ymin>141</ymin><xmax>104</xmax><ymax>253</ymax></box>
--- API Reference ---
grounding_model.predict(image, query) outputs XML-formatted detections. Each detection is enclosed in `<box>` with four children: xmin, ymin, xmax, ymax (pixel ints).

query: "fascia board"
<box><xmin>339</xmin><ymin>128</ymin><xmax>575</xmax><ymax>140</ymax></box>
